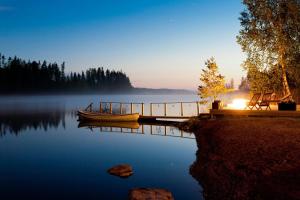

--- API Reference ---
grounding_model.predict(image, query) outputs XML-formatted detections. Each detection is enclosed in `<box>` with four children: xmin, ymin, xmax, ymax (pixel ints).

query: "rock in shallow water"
<box><xmin>107</xmin><ymin>164</ymin><xmax>133</xmax><ymax>178</ymax></box>
<box><xmin>129</xmin><ymin>188</ymin><xmax>174</xmax><ymax>200</ymax></box>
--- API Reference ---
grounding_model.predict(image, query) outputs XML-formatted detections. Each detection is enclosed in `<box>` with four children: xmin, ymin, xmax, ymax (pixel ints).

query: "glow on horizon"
<box><xmin>0</xmin><ymin>0</ymin><xmax>245</xmax><ymax>90</ymax></box>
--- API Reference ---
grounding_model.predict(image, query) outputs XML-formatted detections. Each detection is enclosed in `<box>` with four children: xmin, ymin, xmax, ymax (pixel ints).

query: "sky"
<box><xmin>0</xmin><ymin>0</ymin><xmax>245</xmax><ymax>90</ymax></box>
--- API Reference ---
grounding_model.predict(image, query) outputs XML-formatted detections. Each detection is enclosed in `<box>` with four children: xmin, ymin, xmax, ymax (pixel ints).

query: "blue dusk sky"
<box><xmin>0</xmin><ymin>0</ymin><xmax>245</xmax><ymax>89</ymax></box>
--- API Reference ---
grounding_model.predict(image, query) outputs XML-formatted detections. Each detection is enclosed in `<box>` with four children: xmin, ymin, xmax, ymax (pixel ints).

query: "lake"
<box><xmin>0</xmin><ymin>95</ymin><xmax>203</xmax><ymax>200</ymax></box>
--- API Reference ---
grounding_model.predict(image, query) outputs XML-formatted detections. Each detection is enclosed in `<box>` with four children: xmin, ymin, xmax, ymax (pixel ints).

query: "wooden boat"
<box><xmin>77</xmin><ymin>110</ymin><xmax>140</xmax><ymax>122</ymax></box>
<box><xmin>78</xmin><ymin>121</ymin><xmax>140</xmax><ymax>129</ymax></box>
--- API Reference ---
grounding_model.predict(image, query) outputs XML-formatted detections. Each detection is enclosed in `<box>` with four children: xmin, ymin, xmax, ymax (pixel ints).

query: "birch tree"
<box><xmin>237</xmin><ymin>0</ymin><xmax>300</xmax><ymax>100</ymax></box>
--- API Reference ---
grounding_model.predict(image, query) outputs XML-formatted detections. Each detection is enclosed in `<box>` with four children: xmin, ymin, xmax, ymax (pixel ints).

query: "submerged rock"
<box><xmin>129</xmin><ymin>188</ymin><xmax>174</xmax><ymax>200</ymax></box>
<box><xmin>107</xmin><ymin>164</ymin><xmax>133</xmax><ymax>178</ymax></box>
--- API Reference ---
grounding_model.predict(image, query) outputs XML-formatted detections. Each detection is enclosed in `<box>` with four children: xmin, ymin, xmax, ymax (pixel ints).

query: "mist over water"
<box><xmin>0</xmin><ymin>94</ymin><xmax>203</xmax><ymax>200</ymax></box>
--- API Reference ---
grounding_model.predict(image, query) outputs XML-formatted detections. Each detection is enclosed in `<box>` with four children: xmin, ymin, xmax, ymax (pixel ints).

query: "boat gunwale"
<box><xmin>78</xmin><ymin>110</ymin><xmax>140</xmax><ymax>117</ymax></box>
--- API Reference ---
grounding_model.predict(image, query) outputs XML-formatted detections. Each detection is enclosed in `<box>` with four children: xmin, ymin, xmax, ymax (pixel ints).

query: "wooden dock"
<box><xmin>139</xmin><ymin>115</ymin><xmax>191</xmax><ymax>120</ymax></box>
<box><xmin>85</xmin><ymin>101</ymin><xmax>201</xmax><ymax>121</ymax></box>
<box><xmin>210</xmin><ymin>109</ymin><xmax>300</xmax><ymax>118</ymax></box>
<box><xmin>83</xmin><ymin>101</ymin><xmax>300</xmax><ymax>121</ymax></box>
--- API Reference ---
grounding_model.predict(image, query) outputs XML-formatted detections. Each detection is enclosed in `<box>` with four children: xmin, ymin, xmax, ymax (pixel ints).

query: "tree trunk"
<box><xmin>280</xmin><ymin>54</ymin><xmax>293</xmax><ymax>101</ymax></box>
<box><xmin>277</xmin><ymin>18</ymin><xmax>293</xmax><ymax>102</ymax></box>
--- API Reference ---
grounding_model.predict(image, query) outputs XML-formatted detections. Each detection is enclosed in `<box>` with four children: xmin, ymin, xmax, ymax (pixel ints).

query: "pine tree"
<box><xmin>61</xmin><ymin>62</ymin><xmax>65</xmax><ymax>82</ymax></box>
<box><xmin>198</xmin><ymin>57</ymin><xmax>228</xmax><ymax>101</ymax></box>
<box><xmin>230</xmin><ymin>78</ymin><xmax>234</xmax><ymax>89</ymax></box>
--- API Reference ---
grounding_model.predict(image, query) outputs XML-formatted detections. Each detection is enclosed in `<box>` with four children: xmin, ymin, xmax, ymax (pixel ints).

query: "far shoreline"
<box><xmin>0</xmin><ymin>88</ymin><xmax>196</xmax><ymax>96</ymax></box>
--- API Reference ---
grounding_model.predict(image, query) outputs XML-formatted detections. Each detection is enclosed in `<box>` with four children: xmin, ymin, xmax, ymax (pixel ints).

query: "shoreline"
<box><xmin>180</xmin><ymin>117</ymin><xmax>300</xmax><ymax>200</ymax></box>
<box><xmin>0</xmin><ymin>88</ymin><xmax>195</xmax><ymax>96</ymax></box>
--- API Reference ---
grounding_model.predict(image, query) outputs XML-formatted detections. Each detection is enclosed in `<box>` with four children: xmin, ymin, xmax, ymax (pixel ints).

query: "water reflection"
<box><xmin>78</xmin><ymin>121</ymin><xmax>140</xmax><ymax>129</ymax></box>
<box><xmin>0</xmin><ymin>104</ymin><xmax>195</xmax><ymax>140</ymax></box>
<box><xmin>0</xmin><ymin>109</ymin><xmax>66</xmax><ymax>136</ymax></box>
<box><xmin>78</xmin><ymin>121</ymin><xmax>195</xmax><ymax>139</ymax></box>
<box><xmin>0</xmin><ymin>97</ymin><xmax>202</xmax><ymax>199</ymax></box>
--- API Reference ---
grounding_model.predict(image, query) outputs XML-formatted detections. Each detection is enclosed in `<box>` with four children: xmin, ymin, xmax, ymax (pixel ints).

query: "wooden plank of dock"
<box><xmin>139</xmin><ymin>115</ymin><xmax>191</xmax><ymax>120</ymax></box>
<box><xmin>210</xmin><ymin>109</ymin><xmax>300</xmax><ymax>118</ymax></box>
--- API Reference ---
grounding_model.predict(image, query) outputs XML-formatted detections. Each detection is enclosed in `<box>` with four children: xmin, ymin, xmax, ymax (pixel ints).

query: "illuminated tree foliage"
<box><xmin>237</xmin><ymin>0</ymin><xmax>300</xmax><ymax>100</ymax></box>
<box><xmin>198</xmin><ymin>57</ymin><xmax>227</xmax><ymax>101</ymax></box>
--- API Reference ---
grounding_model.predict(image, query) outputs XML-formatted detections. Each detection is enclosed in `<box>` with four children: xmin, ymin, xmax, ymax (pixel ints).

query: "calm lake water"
<box><xmin>0</xmin><ymin>95</ymin><xmax>203</xmax><ymax>200</ymax></box>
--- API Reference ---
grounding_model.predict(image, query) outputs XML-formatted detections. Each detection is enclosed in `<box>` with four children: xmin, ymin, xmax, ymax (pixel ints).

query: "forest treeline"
<box><xmin>0</xmin><ymin>54</ymin><xmax>132</xmax><ymax>94</ymax></box>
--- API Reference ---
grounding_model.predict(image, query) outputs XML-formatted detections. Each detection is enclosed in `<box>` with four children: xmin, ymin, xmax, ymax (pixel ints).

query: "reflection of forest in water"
<box><xmin>0</xmin><ymin>108</ymin><xmax>69</xmax><ymax>136</ymax></box>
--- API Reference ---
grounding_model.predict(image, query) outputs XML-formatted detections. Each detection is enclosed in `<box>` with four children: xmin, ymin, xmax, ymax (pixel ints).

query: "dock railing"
<box><xmin>85</xmin><ymin>101</ymin><xmax>201</xmax><ymax>118</ymax></box>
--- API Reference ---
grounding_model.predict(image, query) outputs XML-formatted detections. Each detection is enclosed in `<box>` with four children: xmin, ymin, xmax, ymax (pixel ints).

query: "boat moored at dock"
<box><xmin>77</xmin><ymin>110</ymin><xmax>140</xmax><ymax>122</ymax></box>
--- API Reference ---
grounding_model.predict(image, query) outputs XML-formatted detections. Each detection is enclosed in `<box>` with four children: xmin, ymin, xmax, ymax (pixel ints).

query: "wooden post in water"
<box><xmin>164</xmin><ymin>103</ymin><xmax>167</xmax><ymax>116</ymax></box>
<box><xmin>110</xmin><ymin>102</ymin><xmax>112</xmax><ymax>114</ymax></box>
<box><xmin>164</xmin><ymin>126</ymin><xmax>167</xmax><ymax>135</ymax></box>
<box><xmin>130</xmin><ymin>103</ymin><xmax>133</xmax><ymax>114</ymax></box>
<box><xmin>181</xmin><ymin>102</ymin><xmax>183</xmax><ymax>116</ymax></box>
<box><xmin>150</xmin><ymin>103</ymin><xmax>153</xmax><ymax>116</ymax></box>
<box><xmin>141</xmin><ymin>103</ymin><xmax>144</xmax><ymax>116</ymax></box>
<box><xmin>100</xmin><ymin>102</ymin><xmax>102</xmax><ymax>113</ymax></box>
<box><xmin>196</xmin><ymin>102</ymin><xmax>200</xmax><ymax>116</ymax></box>
<box><xmin>120</xmin><ymin>103</ymin><xmax>122</xmax><ymax>114</ymax></box>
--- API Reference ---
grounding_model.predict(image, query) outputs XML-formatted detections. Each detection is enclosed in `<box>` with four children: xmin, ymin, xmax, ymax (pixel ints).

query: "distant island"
<box><xmin>130</xmin><ymin>88</ymin><xmax>194</xmax><ymax>95</ymax></box>
<box><xmin>0</xmin><ymin>54</ymin><xmax>194</xmax><ymax>95</ymax></box>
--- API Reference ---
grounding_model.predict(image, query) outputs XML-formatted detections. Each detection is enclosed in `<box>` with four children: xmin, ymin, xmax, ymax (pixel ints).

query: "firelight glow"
<box><xmin>227</xmin><ymin>99</ymin><xmax>248</xmax><ymax>110</ymax></box>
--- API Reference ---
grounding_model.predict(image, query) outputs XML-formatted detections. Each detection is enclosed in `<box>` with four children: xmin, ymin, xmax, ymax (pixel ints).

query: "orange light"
<box><xmin>227</xmin><ymin>98</ymin><xmax>248</xmax><ymax>110</ymax></box>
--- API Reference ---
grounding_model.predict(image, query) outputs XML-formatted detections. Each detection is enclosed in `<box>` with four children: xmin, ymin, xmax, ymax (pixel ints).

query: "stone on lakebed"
<box><xmin>129</xmin><ymin>188</ymin><xmax>174</xmax><ymax>200</ymax></box>
<box><xmin>107</xmin><ymin>164</ymin><xmax>133</xmax><ymax>178</ymax></box>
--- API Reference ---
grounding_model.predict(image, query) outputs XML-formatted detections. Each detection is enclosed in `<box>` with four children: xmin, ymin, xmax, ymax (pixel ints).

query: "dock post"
<box><xmin>120</xmin><ymin>103</ymin><xmax>122</xmax><ymax>114</ymax></box>
<box><xmin>141</xmin><ymin>103</ymin><xmax>144</xmax><ymax>116</ymax></box>
<box><xmin>131</xmin><ymin>103</ymin><xmax>133</xmax><ymax>114</ymax></box>
<box><xmin>150</xmin><ymin>103</ymin><xmax>153</xmax><ymax>116</ymax></box>
<box><xmin>196</xmin><ymin>102</ymin><xmax>200</xmax><ymax>116</ymax></box>
<box><xmin>100</xmin><ymin>102</ymin><xmax>102</xmax><ymax>113</ymax></box>
<box><xmin>181</xmin><ymin>102</ymin><xmax>183</xmax><ymax>116</ymax></box>
<box><xmin>164</xmin><ymin>103</ymin><xmax>167</xmax><ymax>116</ymax></box>
<box><xmin>110</xmin><ymin>102</ymin><xmax>112</xmax><ymax>114</ymax></box>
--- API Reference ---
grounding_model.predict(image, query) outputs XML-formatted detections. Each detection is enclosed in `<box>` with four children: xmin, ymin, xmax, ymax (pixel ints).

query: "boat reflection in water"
<box><xmin>78</xmin><ymin>121</ymin><xmax>140</xmax><ymax>129</ymax></box>
<box><xmin>78</xmin><ymin>120</ymin><xmax>195</xmax><ymax>139</ymax></box>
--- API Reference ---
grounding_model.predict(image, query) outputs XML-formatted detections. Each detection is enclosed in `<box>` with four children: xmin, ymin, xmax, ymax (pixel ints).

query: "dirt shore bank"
<box><xmin>181</xmin><ymin>118</ymin><xmax>300</xmax><ymax>200</ymax></box>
